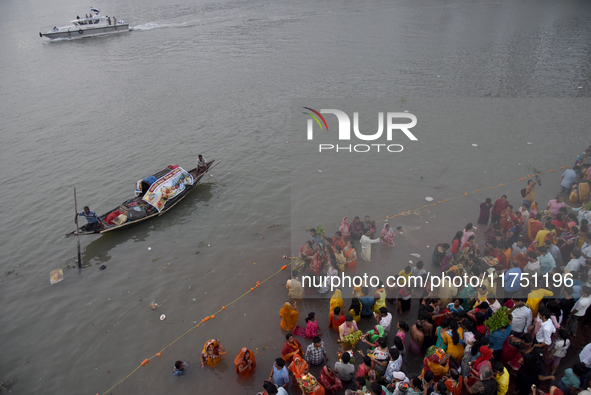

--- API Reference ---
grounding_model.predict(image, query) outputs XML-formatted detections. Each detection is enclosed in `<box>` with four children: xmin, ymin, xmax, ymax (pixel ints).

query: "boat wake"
<box><xmin>133</xmin><ymin>20</ymin><xmax>202</xmax><ymax>31</ymax></box>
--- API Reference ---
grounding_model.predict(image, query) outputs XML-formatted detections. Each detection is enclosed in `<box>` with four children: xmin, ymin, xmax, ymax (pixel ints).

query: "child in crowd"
<box><xmin>173</xmin><ymin>361</ymin><xmax>186</xmax><ymax>375</ymax></box>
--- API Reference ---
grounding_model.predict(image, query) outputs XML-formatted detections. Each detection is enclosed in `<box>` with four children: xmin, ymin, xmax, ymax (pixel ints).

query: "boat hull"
<box><xmin>66</xmin><ymin>161</ymin><xmax>219</xmax><ymax>237</ymax></box>
<box><xmin>40</xmin><ymin>24</ymin><xmax>130</xmax><ymax>39</ymax></box>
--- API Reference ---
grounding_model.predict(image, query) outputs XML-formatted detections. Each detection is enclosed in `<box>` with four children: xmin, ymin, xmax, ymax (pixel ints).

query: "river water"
<box><xmin>1</xmin><ymin>0</ymin><xmax>591</xmax><ymax>393</ymax></box>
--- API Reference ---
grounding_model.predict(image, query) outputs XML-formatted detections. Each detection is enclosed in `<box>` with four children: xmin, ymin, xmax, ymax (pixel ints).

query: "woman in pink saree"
<box><xmin>380</xmin><ymin>223</ymin><xmax>396</xmax><ymax>247</ymax></box>
<box><xmin>340</xmin><ymin>217</ymin><xmax>350</xmax><ymax>240</ymax></box>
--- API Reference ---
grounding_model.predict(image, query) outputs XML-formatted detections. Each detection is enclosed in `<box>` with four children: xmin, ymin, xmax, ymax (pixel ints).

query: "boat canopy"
<box><xmin>71</xmin><ymin>16</ymin><xmax>107</xmax><ymax>24</ymax></box>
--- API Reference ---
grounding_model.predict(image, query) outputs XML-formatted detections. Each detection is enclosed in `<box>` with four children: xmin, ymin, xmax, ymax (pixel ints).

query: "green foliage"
<box><xmin>484</xmin><ymin>306</ymin><xmax>510</xmax><ymax>332</ymax></box>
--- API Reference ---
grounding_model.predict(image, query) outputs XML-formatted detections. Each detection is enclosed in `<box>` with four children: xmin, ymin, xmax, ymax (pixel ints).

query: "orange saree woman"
<box><xmin>289</xmin><ymin>353</ymin><xmax>309</xmax><ymax>379</ymax></box>
<box><xmin>280</xmin><ymin>301</ymin><xmax>299</xmax><ymax>331</ymax></box>
<box><xmin>343</xmin><ymin>240</ymin><xmax>358</xmax><ymax>271</ymax></box>
<box><xmin>234</xmin><ymin>347</ymin><xmax>256</xmax><ymax>377</ymax></box>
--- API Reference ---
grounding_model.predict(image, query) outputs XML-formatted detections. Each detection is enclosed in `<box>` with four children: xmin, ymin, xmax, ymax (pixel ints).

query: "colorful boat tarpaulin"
<box><xmin>142</xmin><ymin>167</ymin><xmax>194</xmax><ymax>211</ymax></box>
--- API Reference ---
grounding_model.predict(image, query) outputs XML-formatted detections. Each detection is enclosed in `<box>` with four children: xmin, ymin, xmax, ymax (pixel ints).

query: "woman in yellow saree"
<box><xmin>201</xmin><ymin>339</ymin><xmax>226</xmax><ymax>367</ymax></box>
<box><xmin>280</xmin><ymin>301</ymin><xmax>299</xmax><ymax>331</ymax></box>
<box><xmin>570</xmin><ymin>181</ymin><xmax>590</xmax><ymax>203</ymax></box>
<box><xmin>330</xmin><ymin>289</ymin><xmax>344</xmax><ymax>312</ymax></box>
<box><xmin>422</xmin><ymin>348</ymin><xmax>450</xmax><ymax>381</ymax></box>
<box><xmin>373</xmin><ymin>288</ymin><xmax>386</xmax><ymax>313</ymax></box>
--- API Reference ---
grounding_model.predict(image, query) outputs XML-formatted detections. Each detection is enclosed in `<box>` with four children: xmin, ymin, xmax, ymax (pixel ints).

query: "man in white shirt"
<box><xmin>374</xmin><ymin>307</ymin><xmax>392</xmax><ymax>335</ymax></box>
<box><xmin>580</xmin><ymin>235</ymin><xmax>591</xmax><ymax>267</ymax></box>
<box><xmin>360</xmin><ymin>228</ymin><xmax>381</xmax><ymax>262</ymax></box>
<box><xmin>535</xmin><ymin>307</ymin><xmax>556</xmax><ymax>347</ymax></box>
<box><xmin>511</xmin><ymin>298</ymin><xmax>533</xmax><ymax>335</ymax></box>
<box><xmin>565</xmin><ymin>250</ymin><xmax>583</xmax><ymax>272</ymax></box>
<box><xmin>580</xmin><ymin>342</ymin><xmax>591</xmax><ymax>368</ymax></box>
<box><xmin>524</xmin><ymin>251</ymin><xmax>541</xmax><ymax>275</ymax></box>
<box><xmin>196</xmin><ymin>154</ymin><xmax>208</xmax><ymax>174</ymax></box>
<box><xmin>487</xmin><ymin>294</ymin><xmax>502</xmax><ymax>313</ymax></box>
<box><xmin>569</xmin><ymin>286</ymin><xmax>591</xmax><ymax>336</ymax></box>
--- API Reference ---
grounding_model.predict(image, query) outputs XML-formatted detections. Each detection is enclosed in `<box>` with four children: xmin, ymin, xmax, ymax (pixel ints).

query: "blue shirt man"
<box><xmin>504</xmin><ymin>264</ymin><xmax>522</xmax><ymax>293</ymax></box>
<box><xmin>271</xmin><ymin>358</ymin><xmax>289</xmax><ymax>388</ymax></box>
<box><xmin>359</xmin><ymin>287</ymin><xmax>376</xmax><ymax>317</ymax></box>
<box><xmin>539</xmin><ymin>248</ymin><xmax>556</xmax><ymax>275</ymax></box>
<box><xmin>75</xmin><ymin>206</ymin><xmax>99</xmax><ymax>232</ymax></box>
<box><xmin>487</xmin><ymin>324</ymin><xmax>512</xmax><ymax>351</ymax></box>
<box><xmin>309</xmin><ymin>229</ymin><xmax>325</xmax><ymax>249</ymax></box>
<box><xmin>561</xmin><ymin>168</ymin><xmax>577</xmax><ymax>191</ymax></box>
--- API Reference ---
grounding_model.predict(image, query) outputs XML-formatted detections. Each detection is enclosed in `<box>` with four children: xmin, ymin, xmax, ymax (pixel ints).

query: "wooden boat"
<box><xmin>66</xmin><ymin>161</ymin><xmax>218</xmax><ymax>237</ymax></box>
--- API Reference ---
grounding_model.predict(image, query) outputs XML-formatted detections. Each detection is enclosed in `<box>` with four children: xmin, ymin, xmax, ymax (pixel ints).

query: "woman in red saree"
<box><xmin>319</xmin><ymin>366</ymin><xmax>343</xmax><ymax>393</ymax></box>
<box><xmin>344</xmin><ymin>240</ymin><xmax>358</xmax><ymax>272</ymax></box>
<box><xmin>468</xmin><ymin>346</ymin><xmax>493</xmax><ymax>385</ymax></box>
<box><xmin>328</xmin><ymin>306</ymin><xmax>346</xmax><ymax>332</ymax></box>
<box><xmin>512</xmin><ymin>252</ymin><xmax>530</xmax><ymax>270</ymax></box>
<box><xmin>500</xmin><ymin>207</ymin><xmax>516</xmax><ymax>234</ymax></box>
<box><xmin>234</xmin><ymin>347</ymin><xmax>256</xmax><ymax>377</ymax></box>
<box><xmin>340</xmin><ymin>217</ymin><xmax>350</xmax><ymax>240</ymax></box>
<box><xmin>306</xmin><ymin>244</ymin><xmax>324</xmax><ymax>277</ymax></box>
<box><xmin>300</xmin><ymin>241</ymin><xmax>315</xmax><ymax>264</ymax></box>
<box><xmin>500</xmin><ymin>334</ymin><xmax>532</xmax><ymax>371</ymax></box>
<box><xmin>552</xmin><ymin>214</ymin><xmax>568</xmax><ymax>237</ymax></box>
<box><xmin>526</xmin><ymin>214</ymin><xmax>544</xmax><ymax>243</ymax></box>
<box><xmin>282</xmin><ymin>333</ymin><xmax>304</xmax><ymax>363</ymax></box>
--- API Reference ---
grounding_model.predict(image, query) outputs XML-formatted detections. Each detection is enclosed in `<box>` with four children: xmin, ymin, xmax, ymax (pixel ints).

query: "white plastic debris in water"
<box><xmin>425</xmin><ymin>197</ymin><xmax>433</xmax><ymax>201</ymax></box>
<box><xmin>148</xmin><ymin>247</ymin><xmax>151</xmax><ymax>250</ymax></box>
<box><xmin>160</xmin><ymin>314</ymin><xmax>166</xmax><ymax>321</ymax></box>
<box><xmin>207</xmin><ymin>244</ymin><xmax>211</xmax><ymax>247</ymax></box>
<box><xmin>427</xmin><ymin>245</ymin><xmax>430</xmax><ymax>248</ymax></box>
<box><xmin>411</xmin><ymin>253</ymin><xmax>421</xmax><ymax>258</ymax></box>
<box><xmin>472</xmin><ymin>144</ymin><xmax>478</xmax><ymax>147</ymax></box>
<box><xmin>318</xmin><ymin>170</ymin><xmax>322</xmax><ymax>172</ymax></box>
<box><xmin>409</xmin><ymin>260</ymin><xmax>413</xmax><ymax>263</ymax></box>
<box><xmin>50</xmin><ymin>269</ymin><xmax>63</xmax><ymax>285</ymax></box>
<box><xmin>526</xmin><ymin>142</ymin><xmax>532</xmax><ymax>144</ymax></box>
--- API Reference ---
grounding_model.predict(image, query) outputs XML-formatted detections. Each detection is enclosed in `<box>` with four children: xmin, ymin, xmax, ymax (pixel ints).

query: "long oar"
<box><xmin>74</xmin><ymin>188</ymin><xmax>82</xmax><ymax>273</ymax></box>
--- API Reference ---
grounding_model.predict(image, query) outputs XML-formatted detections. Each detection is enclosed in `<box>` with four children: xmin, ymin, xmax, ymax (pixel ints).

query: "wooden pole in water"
<box><xmin>74</xmin><ymin>188</ymin><xmax>82</xmax><ymax>272</ymax></box>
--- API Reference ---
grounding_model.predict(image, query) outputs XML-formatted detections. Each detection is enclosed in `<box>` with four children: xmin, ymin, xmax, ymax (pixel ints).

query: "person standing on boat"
<box><xmin>197</xmin><ymin>155</ymin><xmax>208</xmax><ymax>174</ymax></box>
<box><xmin>75</xmin><ymin>206</ymin><xmax>99</xmax><ymax>232</ymax></box>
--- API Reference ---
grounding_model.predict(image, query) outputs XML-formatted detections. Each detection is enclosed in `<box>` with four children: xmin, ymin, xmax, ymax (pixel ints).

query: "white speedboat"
<box><xmin>39</xmin><ymin>9</ymin><xmax>129</xmax><ymax>39</ymax></box>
